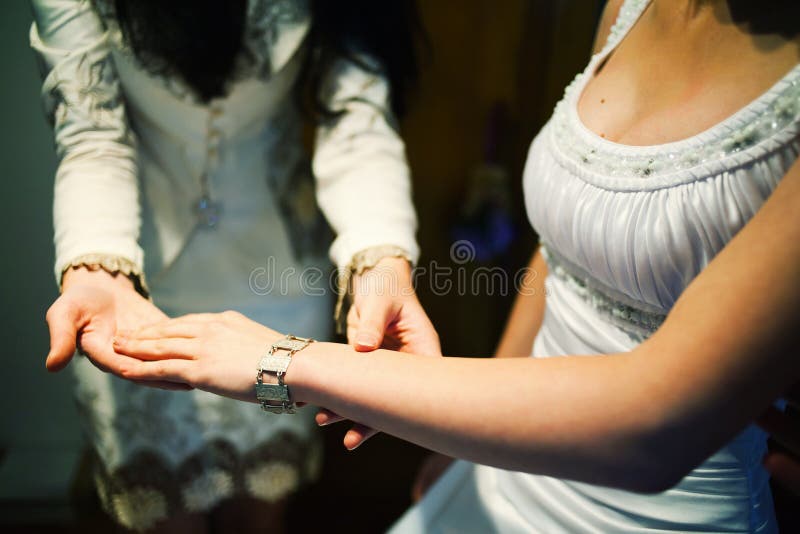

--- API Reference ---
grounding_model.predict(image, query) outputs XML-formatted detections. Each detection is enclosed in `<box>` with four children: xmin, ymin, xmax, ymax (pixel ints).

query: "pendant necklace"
<box><xmin>193</xmin><ymin>103</ymin><xmax>224</xmax><ymax>229</ymax></box>
<box><xmin>194</xmin><ymin>172</ymin><xmax>222</xmax><ymax>229</ymax></box>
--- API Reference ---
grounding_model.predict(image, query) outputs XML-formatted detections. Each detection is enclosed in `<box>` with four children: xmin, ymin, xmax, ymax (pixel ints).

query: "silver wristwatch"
<box><xmin>255</xmin><ymin>335</ymin><xmax>314</xmax><ymax>414</ymax></box>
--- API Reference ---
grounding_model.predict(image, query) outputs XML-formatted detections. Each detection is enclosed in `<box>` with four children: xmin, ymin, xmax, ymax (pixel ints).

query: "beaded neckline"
<box><xmin>549</xmin><ymin>0</ymin><xmax>800</xmax><ymax>186</ymax></box>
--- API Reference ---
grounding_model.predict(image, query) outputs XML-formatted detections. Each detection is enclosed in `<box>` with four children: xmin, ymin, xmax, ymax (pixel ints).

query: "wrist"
<box><xmin>359</xmin><ymin>255</ymin><xmax>412</xmax><ymax>278</ymax></box>
<box><xmin>334</xmin><ymin>245</ymin><xmax>415</xmax><ymax>334</ymax></box>
<box><xmin>284</xmin><ymin>341</ymin><xmax>339</xmax><ymax>405</ymax></box>
<box><xmin>255</xmin><ymin>335</ymin><xmax>319</xmax><ymax>413</ymax></box>
<box><xmin>352</xmin><ymin>256</ymin><xmax>415</xmax><ymax>301</ymax></box>
<box><xmin>62</xmin><ymin>265</ymin><xmax>136</xmax><ymax>294</ymax></box>
<box><xmin>60</xmin><ymin>254</ymin><xmax>149</xmax><ymax>297</ymax></box>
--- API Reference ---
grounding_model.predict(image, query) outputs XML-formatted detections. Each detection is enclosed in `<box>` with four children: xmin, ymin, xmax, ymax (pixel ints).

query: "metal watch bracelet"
<box><xmin>255</xmin><ymin>335</ymin><xmax>314</xmax><ymax>414</ymax></box>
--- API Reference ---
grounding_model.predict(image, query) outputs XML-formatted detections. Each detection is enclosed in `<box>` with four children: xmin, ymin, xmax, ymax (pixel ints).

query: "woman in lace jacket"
<box><xmin>33</xmin><ymin>0</ymin><xmax>438</xmax><ymax>531</ymax></box>
<box><xmin>87</xmin><ymin>0</ymin><xmax>799</xmax><ymax>532</ymax></box>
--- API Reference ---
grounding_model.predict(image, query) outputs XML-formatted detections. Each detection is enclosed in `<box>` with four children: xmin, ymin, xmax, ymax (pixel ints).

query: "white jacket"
<box><xmin>30</xmin><ymin>0</ymin><xmax>419</xmax><ymax>285</ymax></box>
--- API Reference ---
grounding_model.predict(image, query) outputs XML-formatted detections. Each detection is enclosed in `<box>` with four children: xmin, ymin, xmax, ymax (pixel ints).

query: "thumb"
<box><xmin>352</xmin><ymin>295</ymin><xmax>394</xmax><ymax>351</ymax></box>
<box><xmin>45</xmin><ymin>296</ymin><xmax>83</xmax><ymax>372</ymax></box>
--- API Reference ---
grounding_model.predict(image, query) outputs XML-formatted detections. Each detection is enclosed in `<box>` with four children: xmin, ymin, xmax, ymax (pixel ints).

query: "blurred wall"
<box><xmin>0</xmin><ymin>1</ymin><xmax>83</xmax><ymax>449</ymax></box>
<box><xmin>407</xmin><ymin>0</ymin><xmax>603</xmax><ymax>357</ymax></box>
<box><xmin>0</xmin><ymin>0</ymin><xmax>84</xmax><ymax>516</ymax></box>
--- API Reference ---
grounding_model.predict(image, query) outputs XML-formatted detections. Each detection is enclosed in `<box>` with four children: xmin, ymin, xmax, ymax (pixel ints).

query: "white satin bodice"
<box><xmin>526</xmin><ymin>8</ymin><xmax>800</xmax><ymax>341</ymax></box>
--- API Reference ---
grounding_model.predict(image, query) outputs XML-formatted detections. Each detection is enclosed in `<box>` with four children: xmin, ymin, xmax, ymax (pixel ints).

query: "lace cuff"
<box><xmin>61</xmin><ymin>253</ymin><xmax>150</xmax><ymax>299</ymax></box>
<box><xmin>333</xmin><ymin>245</ymin><xmax>413</xmax><ymax>335</ymax></box>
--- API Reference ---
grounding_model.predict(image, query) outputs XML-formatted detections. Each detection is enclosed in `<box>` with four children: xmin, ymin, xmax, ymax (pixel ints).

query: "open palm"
<box><xmin>45</xmin><ymin>271</ymin><xmax>180</xmax><ymax>389</ymax></box>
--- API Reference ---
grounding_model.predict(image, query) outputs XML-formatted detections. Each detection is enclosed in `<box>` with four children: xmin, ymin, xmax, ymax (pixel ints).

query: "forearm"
<box><xmin>116</xmin><ymin>161</ymin><xmax>800</xmax><ymax>493</ymax></box>
<box><xmin>62</xmin><ymin>264</ymin><xmax>137</xmax><ymax>293</ymax></box>
<box><xmin>287</xmin><ymin>166</ymin><xmax>800</xmax><ymax>492</ymax></box>
<box><xmin>32</xmin><ymin>1</ymin><xmax>144</xmax><ymax>285</ymax></box>
<box><xmin>314</xmin><ymin>59</ymin><xmax>418</xmax><ymax>268</ymax></box>
<box><xmin>494</xmin><ymin>248</ymin><xmax>547</xmax><ymax>358</ymax></box>
<box><xmin>289</xmin><ymin>343</ymin><xmax>664</xmax><ymax>491</ymax></box>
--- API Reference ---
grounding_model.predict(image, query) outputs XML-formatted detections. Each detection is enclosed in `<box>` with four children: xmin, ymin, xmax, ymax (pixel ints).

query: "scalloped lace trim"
<box><xmin>62</xmin><ymin>253</ymin><xmax>150</xmax><ymax>297</ymax></box>
<box><xmin>91</xmin><ymin>435</ymin><xmax>321</xmax><ymax>531</ymax></box>
<box><xmin>333</xmin><ymin>245</ymin><xmax>413</xmax><ymax>334</ymax></box>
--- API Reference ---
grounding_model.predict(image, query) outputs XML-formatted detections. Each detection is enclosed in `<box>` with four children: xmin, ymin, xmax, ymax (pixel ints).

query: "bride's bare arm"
<box><xmin>293</xmin><ymin>160</ymin><xmax>798</xmax><ymax>491</ymax></box>
<box><xmin>112</xmin><ymin>159</ymin><xmax>800</xmax><ymax>493</ymax></box>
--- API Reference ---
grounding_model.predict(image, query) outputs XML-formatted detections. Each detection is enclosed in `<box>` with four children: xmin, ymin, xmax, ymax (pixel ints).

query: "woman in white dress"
<box><xmin>64</xmin><ymin>0</ymin><xmax>799</xmax><ymax>532</ymax></box>
<box><xmin>34</xmin><ymin>0</ymin><xmax>438</xmax><ymax>531</ymax></box>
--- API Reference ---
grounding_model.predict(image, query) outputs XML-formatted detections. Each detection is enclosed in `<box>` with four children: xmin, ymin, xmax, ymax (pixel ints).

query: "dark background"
<box><xmin>4</xmin><ymin>1</ymin><xmax>793</xmax><ymax>533</ymax></box>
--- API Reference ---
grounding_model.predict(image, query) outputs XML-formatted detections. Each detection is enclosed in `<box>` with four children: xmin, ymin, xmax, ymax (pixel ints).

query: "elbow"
<box><xmin>567</xmin><ymin>418</ymin><xmax>694</xmax><ymax>493</ymax></box>
<box><xmin>600</xmin><ymin>371</ymin><xmax>698</xmax><ymax>493</ymax></box>
<box><xmin>616</xmin><ymin>464</ymin><xmax>684</xmax><ymax>494</ymax></box>
<box><xmin>610</xmin><ymin>431</ymin><xmax>695</xmax><ymax>494</ymax></box>
<box><xmin>515</xmin><ymin>439</ymin><xmax>690</xmax><ymax>494</ymax></box>
<box><xmin>517</xmin><ymin>452</ymin><xmax>685</xmax><ymax>494</ymax></box>
<box><xmin>578</xmin><ymin>450</ymin><xmax>686</xmax><ymax>494</ymax></box>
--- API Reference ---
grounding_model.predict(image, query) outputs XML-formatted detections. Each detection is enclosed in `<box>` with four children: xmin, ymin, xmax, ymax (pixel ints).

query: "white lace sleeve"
<box><xmin>30</xmin><ymin>0</ymin><xmax>144</xmax><ymax>286</ymax></box>
<box><xmin>312</xmin><ymin>57</ymin><xmax>420</xmax><ymax>269</ymax></box>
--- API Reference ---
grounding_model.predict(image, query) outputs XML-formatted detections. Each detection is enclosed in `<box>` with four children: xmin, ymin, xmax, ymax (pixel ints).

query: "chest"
<box><xmin>521</xmin><ymin>111</ymin><xmax>795</xmax><ymax>310</ymax></box>
<box><xmin>577</xmin><ymin>22</ymin><xmax>800</xmax><ymax>147</ymax></box>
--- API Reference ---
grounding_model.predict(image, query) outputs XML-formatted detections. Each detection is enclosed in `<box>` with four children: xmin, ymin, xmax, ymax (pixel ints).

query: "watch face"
<box><xmin>274</xmin><ymin>338</ymin><xmax>309</xmax><ymax>351</ymax></box>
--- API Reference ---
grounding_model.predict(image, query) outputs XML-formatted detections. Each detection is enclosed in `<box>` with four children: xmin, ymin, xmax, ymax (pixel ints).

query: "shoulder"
<box><xmin>591</xmin><ymin>0</ymin><xmax>626</xmax><ymax>54</ymax></box>
<box><xmin>31</xmin><ymin>0</ymin><xmax>95</xmax><ymax>23</ymax></box>
<box><xmin>31</xmin><ymin>0</ymin><xmax>107</xmax><ymax>48</ymax></box>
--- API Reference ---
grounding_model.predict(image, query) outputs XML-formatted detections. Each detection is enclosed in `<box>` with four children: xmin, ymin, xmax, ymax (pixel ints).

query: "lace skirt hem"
<box><xmin>92</xmin><ymin>433</ymin><xmax>322</xmax><ymax>531</ymax></box>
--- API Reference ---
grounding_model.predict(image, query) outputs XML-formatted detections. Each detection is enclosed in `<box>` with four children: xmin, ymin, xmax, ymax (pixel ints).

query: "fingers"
<box><xmin>411</xmin><ymin>453</ymin><xmax>455</xmax><ymax>502</ymax></box>
<box><xmin>123</xmin><ymin>312</ymin><xmax>230</xmax><ymax>339</ymax></box>
<box><xmin>344</xmin><ymin>424</ymin><xmax>380</xmax><ymax>450</ymax></box>
<box><xmin>350</xmin><ymin>294</ymin><xmax>394</xmax><ymax>351</ymax></box>
<box><xmin>419</xmin><ymin>316</ymin><xmax>442</xmax><ymax>356</ymax></box>
<box><xmin>401</xmin><ymin>301</ymin><xmax>442</xmax><ymax>356</ymax></box>
<box><xmin>316</xmin><ymin>408</ymin><xmax>346</xmax><ymax>426</ymax></box>
<box><xmin>756</xmin><ymin>405</ymin><xmax>800</xmax><ymax>456</ymax></box>
<box><xmin>756</xmin><ymin>404</ymin><xmax>800</xmax><ymax>495</ymax></box>
<box><xmin>120</xmin><ymin>319</ymin><xmax>206</xmax><ymax>341</ymax></box>
<box><xmin>346</xmin><ymin>306</ymin><xmax>359</xmax><ymax>349</ymax></box>
<box><xmin>410</xmin><ymin>322</ymin><xmax>442</xmax><ymax>357</ymax></box>
<box><xmin>315</xmin><ymin>409</ymin><xmax>380</xmax><ymax>450</ymax></box>
<box><xmin>118</xmin><ymin>358</ymin><xmax>197</xmax><ymax>384</ymax></box>
<box><xmin>119</xmin><ymin>310</ymin><xmax>267</xmax><ymax>341</ymax></box>
<box><xmin>130</xmin><ymin>379</ymin><xmax>194</xmax><ymax>392</ymax></box>
<box><xmin>763</xmin><ymin>451</ymin><xmax>800</xmax><ymax>495</ymax></box>
<box><xmin>81</xmin><ymin>339</ymin><xmax>158</xmax><ymax>378</ymax></box>
<box><xmin>45</xmin><ymin>296</ymin><xmax>84</xmax><ymax>372</ymax></box>
<box><xmin>113</xmin><ymin>335</ymin><xmax>200</xmax><ymax>361</ymax></box>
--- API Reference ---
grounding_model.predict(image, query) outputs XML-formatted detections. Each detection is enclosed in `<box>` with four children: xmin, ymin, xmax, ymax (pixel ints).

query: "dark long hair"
<box><xmin>106</xmin><ymin>0</ymin><xmax>423</xmax><ymax>117</ymax></box>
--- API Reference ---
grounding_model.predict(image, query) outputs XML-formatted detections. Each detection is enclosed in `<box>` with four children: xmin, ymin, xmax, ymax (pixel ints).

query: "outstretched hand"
<box><xmin>45</xmin><ymin>268</ymin><xmax>183</xmax><ymax>389</ymax></box>
<box><xmin>111</xmin><ymin>311</ymin><xmax>283</xmax><ymax>400</ymax></box>
<box><xmin>318</xmin><ymin>257</ymin><xmax>440</xmax><ymax>450</ymax></box>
